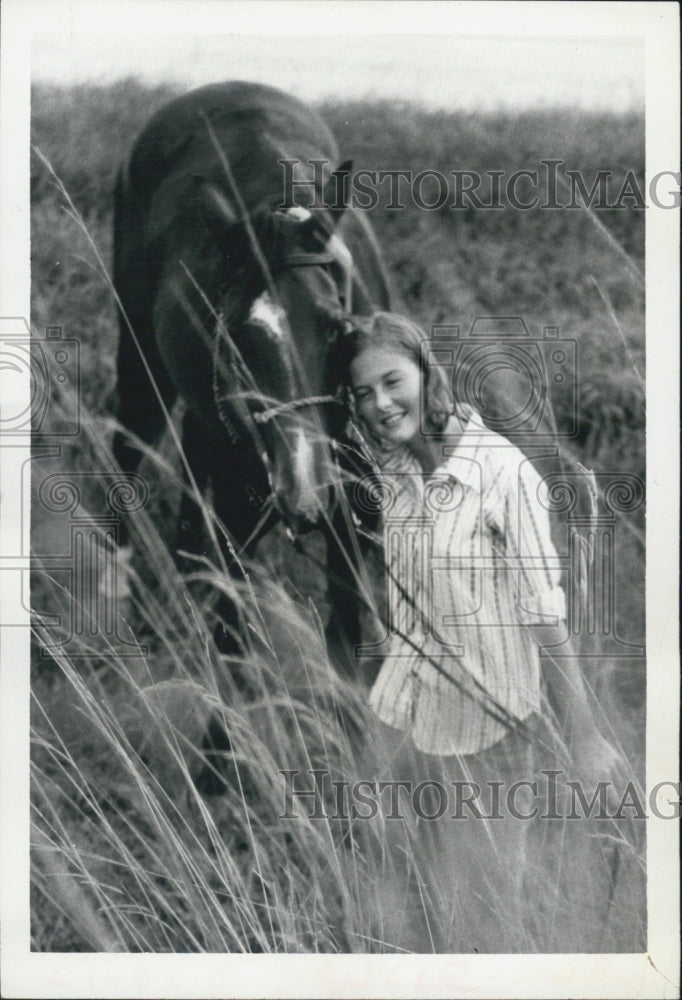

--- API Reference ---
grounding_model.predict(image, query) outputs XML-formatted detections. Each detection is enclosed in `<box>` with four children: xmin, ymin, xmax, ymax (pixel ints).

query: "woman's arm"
<box><xmin>509</xmin><ymin>457</ymin><xmax>627</xmax><ymax>786</ymax></box>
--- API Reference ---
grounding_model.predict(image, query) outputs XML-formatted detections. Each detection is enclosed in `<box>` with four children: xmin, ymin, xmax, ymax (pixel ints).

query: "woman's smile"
<box><xmin>381</xmin><ymin>411</ymin><xmax>405</xmax><ymax>427</ymax></box>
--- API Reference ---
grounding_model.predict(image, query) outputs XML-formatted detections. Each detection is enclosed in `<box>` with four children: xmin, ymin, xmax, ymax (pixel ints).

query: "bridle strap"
<box><xmin>270</xmin><ymin>251</ymin><xmax>335</xmax><ymax>273</ymax></box>
<box><xmin>272</xmin><ymin>249</ymin><xmax>353</xmax><ymax>311</ymax></box>
<box><xmin>214</xmin><ymin>238</ymin><xmax>352</xmax><ymax>438</ymax></box>
<box><xmin>249</xmin><ymin>243</ymin><xmax>352</xmax><ymax>427</ymax></box>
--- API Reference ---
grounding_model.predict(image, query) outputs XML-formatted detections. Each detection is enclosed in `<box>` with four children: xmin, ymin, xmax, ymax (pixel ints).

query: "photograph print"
<box><xmin>1</xmin><ymin>1</ymin><xmax>679</xmax><ymax>997</ymax></box>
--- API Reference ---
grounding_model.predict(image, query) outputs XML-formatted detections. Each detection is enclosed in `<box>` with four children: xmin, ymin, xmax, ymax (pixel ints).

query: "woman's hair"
<box><xmin>333</xmin><ymin>311</ymin><xmax>454</xmax><ymax>434</ymax></box>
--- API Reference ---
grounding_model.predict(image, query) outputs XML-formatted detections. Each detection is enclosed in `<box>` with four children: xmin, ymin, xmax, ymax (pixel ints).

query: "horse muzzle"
<box><xmin>267</xmin><ymin>429</ymin><xmax>336</xmax><ymax>533</ymax></box>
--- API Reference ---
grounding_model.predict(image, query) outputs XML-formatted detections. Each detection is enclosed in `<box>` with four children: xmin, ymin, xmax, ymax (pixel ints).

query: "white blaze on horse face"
<box><xmin>248</xmin><ymin>291</ymin><xmax>287</xmax><ymax>343</ymax></box>
<box><xmin>326</xmin><ymin>231</ymin><xmax>354</xmax><ymax>312</ymax></box>
<box><xmin>291</xmin><ymin>426</ymin><xmax>319</xmax><ymax>519</ymax></box>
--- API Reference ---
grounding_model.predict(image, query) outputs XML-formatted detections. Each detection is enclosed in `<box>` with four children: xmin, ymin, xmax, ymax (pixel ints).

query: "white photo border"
<box><xmin>1</xmin><ymin>1</ymin><xmax>679</xmax><ymax>997</ymax></box>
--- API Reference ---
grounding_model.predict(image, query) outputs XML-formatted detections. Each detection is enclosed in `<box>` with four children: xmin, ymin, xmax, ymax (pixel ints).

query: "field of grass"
<box><xmin>29</xmin><ymin>78</ymin><xmax>646</xmax><ymax>955</ymax></box>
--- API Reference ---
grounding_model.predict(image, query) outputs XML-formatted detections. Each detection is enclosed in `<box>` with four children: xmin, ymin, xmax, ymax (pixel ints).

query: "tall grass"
<box><xmin>29</xmin><ymin>80</ymin><xmax>646</xmax><ymax>953</ymax></box>
<box><xmin>32</xmin><ymin>549</ymin><xmax>378</xmax><ymax>951</ymax></box>
<box><xmin>30</xmin><ymin>402</ymin><xmax>647</xmax><ymax>952</ymax></box>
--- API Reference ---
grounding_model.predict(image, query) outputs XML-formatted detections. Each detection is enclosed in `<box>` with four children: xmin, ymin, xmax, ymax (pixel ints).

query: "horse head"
<box><xmin>195</xmin><ymin>170</ymin><xmax>356</xmax><ymax>533</ymax></box>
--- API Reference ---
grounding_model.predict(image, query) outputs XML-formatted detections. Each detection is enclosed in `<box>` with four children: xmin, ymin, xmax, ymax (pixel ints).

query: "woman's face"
<box><xmin>349</xmin><ymin>346</ymin><xmax>422</xmax><ymax>446</ymax></box>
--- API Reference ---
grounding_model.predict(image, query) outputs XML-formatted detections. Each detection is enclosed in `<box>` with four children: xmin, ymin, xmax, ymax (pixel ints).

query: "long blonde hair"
<box><xmin>333</xmin><ymin>312</ymin><xmax>454</xmax><ymax>435</ymax></box>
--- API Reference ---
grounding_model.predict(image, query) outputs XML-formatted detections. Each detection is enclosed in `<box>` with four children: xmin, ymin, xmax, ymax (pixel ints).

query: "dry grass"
<box><xmin>29</xmin><ymin>81</ymin><xmax>646</xmax><ymax>954</ymax></box>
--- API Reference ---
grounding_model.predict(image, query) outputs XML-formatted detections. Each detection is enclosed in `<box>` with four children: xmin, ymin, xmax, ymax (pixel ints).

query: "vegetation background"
<box><xmin>29</xmin><ymin>78</ymin><xmax>645</xmax><ymax>954</ymax></box>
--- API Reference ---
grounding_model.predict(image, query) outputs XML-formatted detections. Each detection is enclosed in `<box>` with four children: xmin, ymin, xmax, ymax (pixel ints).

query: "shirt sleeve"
<box><xmin>498</xmin><ymin>453</ymin><xmax>567</xmax><ymax>623</ymax></box>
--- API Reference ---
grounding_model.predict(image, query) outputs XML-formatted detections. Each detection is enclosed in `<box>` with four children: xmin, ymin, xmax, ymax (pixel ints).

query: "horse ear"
<box><xmin>193</xmin><ymin>175</ymin><xmax>240</xmax><ymax>249</ymax></box>
<box><xmin>323</xmin><ymin>160</ymin><xmax>353</xmax><ymax>223</ymax></box>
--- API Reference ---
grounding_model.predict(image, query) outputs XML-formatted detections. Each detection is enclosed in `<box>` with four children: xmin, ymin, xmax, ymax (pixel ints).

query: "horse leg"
<box><xmin>206</xmin><ymin>448</ymin><xmax>275</xmax><ymax>650</ymax></box>
<box><xmin>174</xmin><ymin>409</ymin><xmax>214</xmax><ymax>572</ymax></box>
<box><xmin>194</xmin><ymin>450</ymin><xmax>275</xmax><ymax>795</ymax></box>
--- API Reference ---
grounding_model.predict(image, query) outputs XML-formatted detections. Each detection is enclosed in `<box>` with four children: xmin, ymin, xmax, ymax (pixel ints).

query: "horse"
<box><xmin>112</xmin><ymin>81</ymin><xmax>392</xmax><ymax>681</ymax></box>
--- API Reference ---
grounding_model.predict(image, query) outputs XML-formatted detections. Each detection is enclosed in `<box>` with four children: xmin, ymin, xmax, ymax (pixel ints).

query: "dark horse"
<box><xmin>112</xmin><ymin>82</ymin><xmax>391</xmax><ymax>689</ymax></box>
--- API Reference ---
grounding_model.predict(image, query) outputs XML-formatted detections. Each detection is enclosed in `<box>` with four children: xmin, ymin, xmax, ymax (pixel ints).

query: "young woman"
<box><xmin>335</xmin><ymin>311</ymin><xmax>626</xmax><ymax>952</ymax></box>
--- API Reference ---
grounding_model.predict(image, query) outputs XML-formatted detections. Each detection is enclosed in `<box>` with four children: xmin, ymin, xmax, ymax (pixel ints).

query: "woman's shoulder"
<box><xmin>438</xmin><ymin>407</ymin><xmax>544</xmax><ymax>491</ymax></box>
<box><xmin>451</xmin><ymin>407</ymin><xmax>536</xmax><ymax>460</ymax></box>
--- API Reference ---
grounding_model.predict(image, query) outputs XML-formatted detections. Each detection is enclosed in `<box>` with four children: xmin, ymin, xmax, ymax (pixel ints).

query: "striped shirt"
<box><xmin>368</xmin><ymin>408</ymin><xmax>566</xmax><ymax>755</ymax></box>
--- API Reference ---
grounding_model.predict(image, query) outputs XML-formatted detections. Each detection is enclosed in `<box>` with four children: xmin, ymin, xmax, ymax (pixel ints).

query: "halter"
<box><xmin>213</xmin><ymin>240</ymin><xmax>351</xmax><ymax>439</ymax></box>
<box><xmin>271</xmin><ymin>251</ymin><xmax>336</xmax><ymax>272</ymax></box>
<box><xmin>250</xmin><ymin>245</ymin><xmax>349</xmax><ymax>426</ymax></box>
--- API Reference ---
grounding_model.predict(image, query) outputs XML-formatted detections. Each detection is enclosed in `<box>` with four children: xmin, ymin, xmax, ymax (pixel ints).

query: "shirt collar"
<box><xmin>375</xmin><ymin>406</ymin><xmax>486</xmax><ymax>495</ymax></box>
<box><xmin>436</xmin><ymin>406</ymin><xmax>486</xmax><ymax>494</ymax></box>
